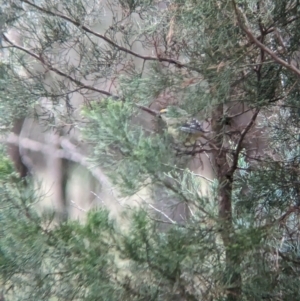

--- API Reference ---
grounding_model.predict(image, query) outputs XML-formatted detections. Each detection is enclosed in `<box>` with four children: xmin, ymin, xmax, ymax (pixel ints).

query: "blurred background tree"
<box><xmin>0</xmin><ymin>0</ymin><xmax>299</xmax><ymax>300</ymax></box>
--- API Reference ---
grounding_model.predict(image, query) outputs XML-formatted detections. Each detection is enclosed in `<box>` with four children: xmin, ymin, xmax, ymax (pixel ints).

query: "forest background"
<box><xmin>0</xmin><ymin>0</ymin><xmax>299</xmax><ymax>300</ymax></box>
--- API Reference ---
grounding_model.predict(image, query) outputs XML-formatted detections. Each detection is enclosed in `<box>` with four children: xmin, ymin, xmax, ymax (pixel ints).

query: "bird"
<box><xmin>159</xmin><ymin>106</ymin><xmax>208</xmax><ymax>146</ymax></box>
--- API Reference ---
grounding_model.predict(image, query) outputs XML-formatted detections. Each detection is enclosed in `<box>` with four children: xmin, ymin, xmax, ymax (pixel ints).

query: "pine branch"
<box><xmin>2</xmin><ymin>34</ymin><xmax>118</xmax><ymax>99</ymax></box>
<box><xmin>228</xmin><ymin>108</ymin><xmax>260</xmax><ymax>176</ymax></box>
<box><xmin>19</xmin><ymin>0</ymin><xmax>184</xmax><ymax>67</ymax></box>
<box><xmin>232</xmin><ymin>0</ymin><xmax>300</xmax><ymax>78</ymax></box>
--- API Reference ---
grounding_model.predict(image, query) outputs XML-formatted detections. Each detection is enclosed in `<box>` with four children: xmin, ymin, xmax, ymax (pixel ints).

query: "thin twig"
<box><xmin>232</xmin><ymin>0</ymin><xmax>300</xmax><ymax>78</ymax></box>
<box><xmin>193</xmin><ymin>173</ymin><xmax>214</xmax><ymax>183</ymax></box>
<box><xmin>147</xmin><ymin>203</ymin><xmax>177</xmax><ymax>224</ymax></box>
<box><xmin>20</xmin><ymin>0</ymin><xmax>184</xmax><ymax>67</ymax></box>
<box><xmin>2</xmin><ymin>34</ymin><xmax>118</xmax><ymax>98</ymax></box>
<box><xmin>229</xmin><ymin>108</ymin><xmax>260</xmax><ymax>175</ymax></box>
<box><xmin>4</xmin><ymin>133</ymin><xmax>115</xmax><ymax>191</ymax></box>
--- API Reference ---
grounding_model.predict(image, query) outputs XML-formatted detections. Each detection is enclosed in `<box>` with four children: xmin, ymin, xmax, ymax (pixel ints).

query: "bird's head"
<box><xmin>159</xmin><ymin>106</ymin><xmax>189</xmax><ymax>118</ymax></box>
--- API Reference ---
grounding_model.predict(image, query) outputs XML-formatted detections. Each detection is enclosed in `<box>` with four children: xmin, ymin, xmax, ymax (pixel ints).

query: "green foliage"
<box><xmin>0</xmin><ymin>148</ymin><xmax>15</xmax><ymax>181</ymax></box>
<box><xmin>1</xmin><ymin>0</ymin><xmax>300</xmax><ymax>300</ymax></box>
<box><xmin>82</xmin><ymin>98</ymin><xmax>176</xmax><ymax>194</ymax></box>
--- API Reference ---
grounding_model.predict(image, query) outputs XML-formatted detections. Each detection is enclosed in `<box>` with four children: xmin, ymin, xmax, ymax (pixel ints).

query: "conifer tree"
<box><xmin>0</xmin><ymin>1</ymin><xmax>300</xmax><ymax>300</ymax></box>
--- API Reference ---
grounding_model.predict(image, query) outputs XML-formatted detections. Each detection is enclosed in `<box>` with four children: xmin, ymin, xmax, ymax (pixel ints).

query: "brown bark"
<box><xmin>233</xmin><ymin>0</ymin><xmax>300</xmax><ymax>78</ymax></box>
<box><xmin>47</xmin><ymin>133</ymin><xmax>69</xmax><ymax>222</ymax></box>
<box><xmin>211</xmin><ymin>104</ymin><xmax>241</xmax><ymax>301</ymax></box>
<box><xmin>7</xmin><ymin>118</ymin><xmax>29</xmax><ymax>178</ymax></box>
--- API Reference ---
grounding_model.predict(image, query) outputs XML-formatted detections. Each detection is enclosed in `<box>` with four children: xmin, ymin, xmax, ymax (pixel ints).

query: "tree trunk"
<box><xmin>7</xmin><ymin>118</ymin><xmax>29</xmax><ymax>178</ymax></box>
<box><xmin>211</xmin><ymin>104</ymin><xmax>241</xmax><ymax>301</ymax></box>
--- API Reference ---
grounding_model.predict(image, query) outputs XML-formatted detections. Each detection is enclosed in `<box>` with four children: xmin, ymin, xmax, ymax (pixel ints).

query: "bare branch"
<box><xmin>5</xmin><ymin>133</ymin><xmax>115</xmax><ymax>190</ymax></box>
<box><xmin>147</xmin><ymin>203</ymin><xmax>177</xmax><ymax>224</ymax></box>
<box><xmin>232</xmin><ymin>0</ymin><xmax>300</xmax><ymax>78</ymax></box>
<box><xmin>2</xmin><ymin>34</ymin><xmax>166</xmax><ymax>119</ymax></box>
<box><xmin>193</xmin><ymin>173</ymin><xmax>214</xmax><ymax>183</ymax></box>
<box><xmin>19</xmin><ymin>0</ymin><xmax>184</xmax><ymax>67</ymax></box>
<box><xmin>2</xmin><ymin>34</ymin><xmax>117</xmax><ymax>99</ymax></box>
<box><xmin>229</xmin><ymin>108</ymin><xmax>260</xmax><ymax>175</ymax></box>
